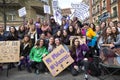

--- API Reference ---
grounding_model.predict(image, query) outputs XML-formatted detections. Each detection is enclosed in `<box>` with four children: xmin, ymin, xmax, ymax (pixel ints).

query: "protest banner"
<box><xmin>69</xmin><ymin>36</ymin><xmax>86</xmax><ymax>46</ymax></box>
<box><xmin>61</xmin><ymin>8</ymin><xmax>71</xmax><ymax>16</ymax></box>
<box><xmin>43</xmin><ymin>45</ymin><xmax>74</xmax><ymax>77</ymax></box>
<box><xmin>0</xmin><ymin>41</ymin><xmax>20</xmax><ymax>63</ymax></box>
<box><xmin>44</xmin><ymin>5</ymin><xmax>51</xmax><ymax>14</ymax></box>
<box><xmin>71</xmin><ymin>2</ymin><xmax>89</xmax><ymax>21</ymax></box>
<box><xmin>52</xmin><ymin>0</ymin><xmax>58</xmax><ymax>10</ymax></box>
<box><xmin>18</xmin><ymin>7</ymin><xmax>27</xmax><ymax>17</ymax></box>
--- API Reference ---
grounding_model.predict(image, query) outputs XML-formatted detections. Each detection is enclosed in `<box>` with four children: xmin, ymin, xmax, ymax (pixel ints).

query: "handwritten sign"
<box><xmin>69</xmin><ymin>36</ymin><xmax>86</xmax><ymax>46</ymax></box>
<box><xmin>18</xmin><ymin>7</ymin><xmax>26</xmax><ymax>17</ymax></box>
<box><xmin>44</xmin><ymin>5</ymin><xmax>51</xmax><ymax>14</ymax></box>
<box><xmin>61</xmin><ymin>8</ymin><xmax>71</xmax><ymax>16</ymax></box>
<box><xmin>0</xmin><ymin>41</ymin><xmax>20</xmax><ymax>63</ymax></box>
<box><xmin>43</xmin><ymin>45</ymin><xmax>74</xmax><ymax>77</ymax></box>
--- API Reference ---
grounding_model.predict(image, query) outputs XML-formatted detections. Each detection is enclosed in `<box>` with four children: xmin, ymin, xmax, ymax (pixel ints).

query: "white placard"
<box><xmin>71</xmin><ymin>2</ymin><xmax>89</xmax><ymax>9</ymax></box>
<box><xmin>52</xmin><ymin>0</ymin><xmax>58</xmax><ymax>8</ymax></box>
<box><xmin>72</xmin><ymin>2</ymin><xmax>89</xmax><ymax>21</ymax></box>
<box><xmin>18</xmin><ymin>7</ymin><xmax>26</xmax><ymax>17</ymax></box>
<box><xmin>44</xmin><ymin>5</ymin><xmax>51</xmax><ymax>14</ymax></box>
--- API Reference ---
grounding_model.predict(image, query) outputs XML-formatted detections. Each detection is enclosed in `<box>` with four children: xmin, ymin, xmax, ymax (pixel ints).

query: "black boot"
<box><xmin>27</xmin><ymin>68</ymin><xmax>32</xmax><ymax>73</ymax></box>
<box><xmin>18</xmin><ymin>65</ymin><xmax>22</xmax><ymax>71</ymax></box>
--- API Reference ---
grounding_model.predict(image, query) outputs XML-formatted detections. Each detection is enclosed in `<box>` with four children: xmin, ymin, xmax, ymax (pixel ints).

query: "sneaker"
<box><xmin>84</xmin><ymin>74</ymin><xmax>88</xmax><ymax>80</ymax></box>
<box><xmin>35</xmin><ymin>70</ymin><xmax>40</xmax><ymax>75</ymax></box>
<box><xmin>44</xmin><ymin>72</ymin><xmax>48</xmax><ymax>74</ymax></box>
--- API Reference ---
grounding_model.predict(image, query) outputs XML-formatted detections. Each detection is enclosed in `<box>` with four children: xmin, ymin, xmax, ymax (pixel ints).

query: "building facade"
<box><xmin>0</xmin><ymin>0</ymin><xmax>52</xmax><ymax>27</ymax></box>
<box><xmin>88</xmin><ymin>0</ymin><xmax>120</xmax><ymax>24</ymax></box>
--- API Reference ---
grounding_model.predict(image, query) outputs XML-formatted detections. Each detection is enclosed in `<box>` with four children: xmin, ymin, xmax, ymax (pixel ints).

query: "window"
<box><xmin>92</xmin><ymin>0</ymin><xmax>95</xmax><ymax>5</ymax></box>
<box><xmin>103</xmin><ymin>0</ymin><xmax>106</xmax><ymax>8</ymax></box>
<box><xmin>97</xmin><ymin>5</ymin><xmax>100</xmax><ymax>12</ymax></box>
<box><xmin>7</xmin><ymin>14</ymin><xmax>16</xmax><ymax>21</ymax></box>
<box><xmin>93</xmin><ymin>8</ymin><xmax>95</xmax><ymax>14</ymax></box>
<box><xmin>113</xmin><ymin>6</ymin><xmax>117</xmax><ymax>17</ymax></box>
<box><xmin>41</xmin><ymin>0</ymin><xmax>48</xmax><ymax>4</ymax></box>
<box><xmin>111</xmin><ymin>0</ymin><xmax>117</xmax><ymax>3</ymax></box>
<box><xmin>6</xmin><ymin>9</ymin><xmax>17</xmax><ymax>21</ymax></box>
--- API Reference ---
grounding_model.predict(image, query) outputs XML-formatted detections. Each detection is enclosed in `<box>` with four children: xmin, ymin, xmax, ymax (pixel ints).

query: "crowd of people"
<box><xmin>0</xmin><ymin>16</ymin><xmax>120</xmax><ymax>76</ymax></box>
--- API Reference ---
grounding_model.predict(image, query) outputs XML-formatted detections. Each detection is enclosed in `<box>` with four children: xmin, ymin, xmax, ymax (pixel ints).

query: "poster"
<box><xmin>69</xmin><ymin>36</ymin><xmax>86</xmax><ymax>46</ymax></box>
<box><xmin>44</xmin><ymin>5</ymin><xmax>51</xmax><ymax>14</ymax></box>
<box><xmin>0</xmin><ymin>41</ymin><xmax>20</xmax><ymax>63</ymax></box>
<box><xmin>18</xmin><ymin>7</ymin><xmax>27</xmax><ymax>17</ymax></box>
<box><xmin>43</xmin><ymin>45</ymin><xmax>74</xmax><ymax>76</ymax></box>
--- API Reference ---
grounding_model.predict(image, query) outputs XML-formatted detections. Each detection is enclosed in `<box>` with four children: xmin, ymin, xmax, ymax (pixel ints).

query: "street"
<box><xmin>0</xmin><ymin>67</ymin><xmax>120</xmax><ymax>80</ymax></box>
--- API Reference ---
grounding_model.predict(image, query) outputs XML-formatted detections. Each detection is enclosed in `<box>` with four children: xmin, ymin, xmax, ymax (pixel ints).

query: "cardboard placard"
<box><xmin>43</xmin><ymin>45</ymin><xmax>74</xmax><ymax>77</ymax></box>
<box><xmin>61</xmin><ymin>8</ymin><xmax>71</xmax><ymax>16</ymax></box>
<box><xmin>69</xmin><ymin>36</ymin><xmax>86</xmax><ymax>46</ymax></box>
<box><xmin>0</xmin><ymin>41</ymin><xmax>20</xmax><ymax>63</ymax></box>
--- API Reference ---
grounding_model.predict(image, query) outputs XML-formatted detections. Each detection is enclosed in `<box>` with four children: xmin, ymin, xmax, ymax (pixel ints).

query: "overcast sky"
<box><xmin>58</xmin><ymin>0</ymin><xmax>82</xmax><ymax>9</ymax></box>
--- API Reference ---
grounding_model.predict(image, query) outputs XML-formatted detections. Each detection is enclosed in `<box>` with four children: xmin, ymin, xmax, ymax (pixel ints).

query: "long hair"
<box><xmin>9</xmin><ymin>26</ymin><xmax>18</xmax><ymax>37</ymax></box>
<box><xmin>90</xmin><ymin>23</ymin><xmax>96</xmax><ymax>31</ymax></box>
<box><xmin>111</xmin><ymin>27</ymin><xmax>119</xmax><ymax>41</ymax></box>
<box><xmin>55</xmin><ymin>38</ymin><xmax>62</xmax><ymax>47</ymax></box>
<box><xmin>70</xmin><ymin>38</ymin><xmax>80</xmax><ymax>56</ymax></box>
<box><xmin>22</xmin><ymin>34</ymin><xmax>32</xmax><ymax>47</ymax></box>
<box><xmin>67</xmin><ymin>26</ymin><xmax>75</xmax><ymax>35</ymax></box>
<box><xmin>100</xmin><ymin>27</ymin><xmax>112</xmax><ymax>43</ymax></box>
<box><xmin>18</xmin><ymin>25</ymin><xmax>25</xmax><ymax>32</ymax></box>
<box><xmin>35</xmin><ymin>39</ymin><xmax>45</xmax><ymax>47</ymax></box>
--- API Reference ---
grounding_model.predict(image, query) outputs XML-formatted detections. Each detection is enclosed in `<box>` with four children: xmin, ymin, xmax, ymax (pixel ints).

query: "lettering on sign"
<box><xmin>0</xmin><ymin>41</ymin><xmax>20</xmax><ymax>63</ymax></box>
<box><xmin>43</xmin><ymin>45</ymin><xmax>74</xmax><ymax>76</ymax></box>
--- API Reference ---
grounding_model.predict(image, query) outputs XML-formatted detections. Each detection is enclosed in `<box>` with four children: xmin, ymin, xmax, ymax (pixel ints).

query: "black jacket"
<box><xmin>0</xmin><ymin>31</ymin><xmax>8</xmax><ymax>41</ymax></box>
<box><xmin>20</xmin><ymin>43</ymin><xmax>32</xmax><ymax>57</ymax></box>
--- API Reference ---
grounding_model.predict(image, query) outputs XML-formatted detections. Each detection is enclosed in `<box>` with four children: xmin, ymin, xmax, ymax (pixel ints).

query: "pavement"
<box><xmin>0</xmin><ymin>67</ymin><xmax>120</xmax><ymax>80</ymax></box>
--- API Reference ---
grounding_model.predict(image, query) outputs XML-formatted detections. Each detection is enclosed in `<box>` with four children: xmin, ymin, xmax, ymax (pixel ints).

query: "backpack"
<box><xmin>88</xmin><ymin>57</ymin><xmax>101</xmax><ymax>76</ymax></box>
